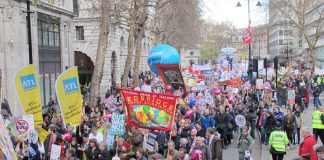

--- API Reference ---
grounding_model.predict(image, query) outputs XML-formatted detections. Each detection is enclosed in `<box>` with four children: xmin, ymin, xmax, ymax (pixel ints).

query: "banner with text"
<box><xmin>14</xmin><ymin>64</ymin><xmax>43</xmax><ymax>127</ymax></box>
<box><xmin>55</xmin><ymin>67</ymin><xmax>82</xmax><ymax>126</ymax></box>
<box><xmin>200</xmin><ymin>68</ymin><xmax>217</xmax><ymax>77</ymax></box>
<box><xmin>120</xmin><ymin>89</ymin><xmax>177</xmax><ymax>131</ymax></box>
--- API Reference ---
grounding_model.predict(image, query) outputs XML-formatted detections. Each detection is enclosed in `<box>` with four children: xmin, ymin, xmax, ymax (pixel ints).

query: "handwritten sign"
<box><xmin>256</xmin><ymin>79</ymin><xmax>264</xmax><ymax>89</ymax></box>
<box><xmin>146</xmin><ymin>133</ymin><xmax>157</xmax><ymax>152</ymax></box>
<box><xmin>23</xmin><ymin>114</ymin><xmax>35</xmax><ymax>130</ymax></box>
<box><xmin>50</xmin><ymin>144</ymin><xmax>61</xmax><ymax>160</ymax></box>
<box><xmin>110</xmin><ymin>114</ymin><xmax>125</xmax><ymax>135</ymax></box>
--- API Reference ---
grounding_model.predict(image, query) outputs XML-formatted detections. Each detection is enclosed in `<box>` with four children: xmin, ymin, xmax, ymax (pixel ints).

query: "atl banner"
<box><xmin>14</xmin><ymin>64</ymin><xmax>43</xmax><ymax>127</ymax></box>
<box><xmin>55</xmin><ymin>67</ymin><xmax>82</xmax><ymax>126</ymax></box>
<box><xmin>119</xmin><ymin>88</ymin><xmax>177</xmax><ymax>131</ymax></box>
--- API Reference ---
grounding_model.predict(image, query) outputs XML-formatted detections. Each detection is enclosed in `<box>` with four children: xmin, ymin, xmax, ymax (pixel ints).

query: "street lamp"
<box><xmin>236</xmin><ymin>0</ymin><xmax>262</xmax><ymax>81</ymax></box>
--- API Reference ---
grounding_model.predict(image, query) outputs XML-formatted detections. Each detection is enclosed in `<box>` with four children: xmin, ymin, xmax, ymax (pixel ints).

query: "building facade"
<box><xmin>73</xmin><ymin>1</ymin><xmax>152</xmax><ymax>98</ymax></box>
<box><xmin>0</xmin><ymin>0</ymin><xmax>75</xmax><ymax>116</ymax></box>
<box><xmin>268</xmin><ymin>1</ymin><xmax>303</xmax><ymax>64</ymax></box>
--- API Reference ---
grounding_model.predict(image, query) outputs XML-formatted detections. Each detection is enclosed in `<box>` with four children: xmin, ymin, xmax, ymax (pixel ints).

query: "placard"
<box><xmin>235</xmin><ymin>115</ymin><xmax>246</xmax><ymax>128</ymax></box>
<box><xmin>256</xmin><ymin>79</ymin><xmax>264</xmax><ymax>89</ymax></box>
<box><xmin>50</xmin><ymin>144</ymin><xmax>61</xmax><ymax>160</ymax></box>
<box><xmin>146</xmin><ymin>133</ymin><xmax>157</xmax><ymax>152</ymax></box>
<box><xmin>106</xmin><ymin>134</ymin><xmax>115</xmax><ymax>149</ymax></box>
<box><xmin>22</xmin><ymin>114</ymin><xmax>34</xmax><ymax>130</ymax></box>
<box><xmin>109</xmin><ymin>114</ymin><xmax>125</xmax><ymax>135</ymax></box>
<box><xmin>288</xmin><ymin>89</ymin><xmax>295</xmax><ymax>105</ymax></box>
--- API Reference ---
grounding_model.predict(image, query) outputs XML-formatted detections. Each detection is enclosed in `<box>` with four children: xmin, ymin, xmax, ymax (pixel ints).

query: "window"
<box><xmin>76</xmin><ymin>26</ymin><xmax>84</xmax><ymax>40</ymax></box>
<box><xmin>190</xmin><ymin>51</ymin><xmax>194</xmax><ymax>56</ymax></box>
<box><xmin>289</xmin><ymin>39</ymin><xmax>293</xmax><ymax>45</ymax></box>
<box><xmin>37</xmin><ymin>20</ymin><xmax>60</xmax><ymax>47</ymax></box>
<box><xmin>279</xmin><ymin>30</ymin><xmax>283</xmax><ymax>36</ymax></box>
<box><xmin>279</xmin><ymin>39</ymin><xmax>283</xmax><ymax>45</ymax></box>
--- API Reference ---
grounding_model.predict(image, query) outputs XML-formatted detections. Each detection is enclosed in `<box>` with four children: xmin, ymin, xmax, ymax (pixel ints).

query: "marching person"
<box><xmin>269</xmin><ymin>121</ymin><xmax>289</xmax><ymax>160</ymax></box>
<box><xmin>312</xmin><ymin>106</ymin><xmax>324</xmax><ymax>144</ymax></box>
<box><xmin>205</xmin><ymin>128</ymin><xmax>223</xmax><ymax>160</ymax></box>
<box><xmin>298</xmin><ymin>127</ymin><xmax>317</xmax><ymax>160</ymax></box>
<box><xmin>237</xmin><ymin>127</ymin><xmax>254</xmax><ymax>160</ymax></box>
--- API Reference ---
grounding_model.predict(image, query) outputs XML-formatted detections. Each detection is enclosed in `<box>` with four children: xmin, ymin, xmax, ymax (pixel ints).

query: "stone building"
<box><xmin>0</xmin><ymin>0</ymin><xmax>75</xmax><ymax>116</ymax></box>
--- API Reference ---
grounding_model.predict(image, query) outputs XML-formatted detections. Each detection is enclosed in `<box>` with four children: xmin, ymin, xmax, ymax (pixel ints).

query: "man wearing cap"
<box><xmin>269</xmin><ymin>121</ymin><xmax>289</xmax><ymax>160</ymax></box>
<box><xmin>89</xmin><ymin>127</ymin><xmax>103</xmax><ymax>143</ymax></box>
<box><xmin>312</xmin><ymin>106</ymin><xmax>324</xmax><ymax>144</ymax></box>
<box><xmin>44</xmin><ymin>125</ymin><xmax>58</xmax><ymax>160</ymax></box>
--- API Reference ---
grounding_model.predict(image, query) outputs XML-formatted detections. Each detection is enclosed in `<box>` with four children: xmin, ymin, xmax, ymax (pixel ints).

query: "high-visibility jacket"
<box><xmin>317</xmin><ymin>76</ymin><xmax>322</xmax><ymax>85</ymax></box>
<box><xmin>269</xmin><ymin>130</ymin><xmax>289</xmax><ymax>152</ymax></box>
<box><xmin>312</xmin><ymin>110</ymin><xmax>324</xmax><ymax>129</ymax></box>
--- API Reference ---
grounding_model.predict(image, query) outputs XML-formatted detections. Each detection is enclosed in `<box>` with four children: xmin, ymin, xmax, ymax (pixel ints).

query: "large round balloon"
<box><xmin>190</xmin><ymin>149</ymin><xmax>205</xmax><ymax>160</ymax></box>
<box><xmin>189</xmin><ymin>98</ymin><xmax>197</xmax><ymax>107</ymax></box>
<box><xmin>147</xmin><ymin>44</ymin><xmax>181</xmax><ymax>75</ymax></box>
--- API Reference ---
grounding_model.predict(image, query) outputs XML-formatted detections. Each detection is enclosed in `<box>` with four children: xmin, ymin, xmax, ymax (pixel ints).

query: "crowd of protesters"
<box><xmin>1</xmin><ymin>69</ymin><xmax>324</xmax><ymax>160</ymax></box>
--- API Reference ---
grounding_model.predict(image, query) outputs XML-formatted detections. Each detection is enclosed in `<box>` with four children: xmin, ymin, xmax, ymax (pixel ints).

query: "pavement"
<box><xmin>224</xmin><ymin>97</ymin><xmax>324</xmax><ymax>160</ymax></box>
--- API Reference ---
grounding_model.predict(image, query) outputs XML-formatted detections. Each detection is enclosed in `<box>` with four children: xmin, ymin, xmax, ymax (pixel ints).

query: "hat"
<box><xmin>315</xmin><ymin>145</ymin><xmax>324</xmax><ymax>152</ymax></box>
<box><xmin>275</xmin><ymin>121</ymin><xmax>281</xmax><ymax>129</ymax></box>
<box><xmin>116</xmin><ymin>137</ymin><xmax>125</xmax><ymax>142</ymax></box>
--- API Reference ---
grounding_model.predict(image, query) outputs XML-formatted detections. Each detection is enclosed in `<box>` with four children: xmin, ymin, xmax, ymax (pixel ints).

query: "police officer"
<box><xmin>312</xmin><ymin>106</ymin><xmax>324</xmax><ymax>144</ymax></box>
<box><xmin>269</xmin><ymin>121</ymin><xmax>289</xmax><ymax>160</ymax></box>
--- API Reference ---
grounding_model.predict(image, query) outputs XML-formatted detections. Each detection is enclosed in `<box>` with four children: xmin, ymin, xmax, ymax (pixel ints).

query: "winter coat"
<box><xmin>283</xmin><ymin>115</ymin><xmax>297</xmax><ymax>131</ymax></box>
<box><xmin>201</xmin><ymin>115</ymin><xmax>215</xmax><ymax>129</ymax></box>
<box><xmin>180</xmin><ymin>127</ymin><xmax>191</xmax><ymax>138</ymax></box>
<box><xmin>274</xmin><ymin>111</ymin><xmax>285</xmax><ymax>126</ymax></box>
<box><xmin>208</xmin><ymin>134</ymin><xmax>223</xmax><ymax>160</ymax></box>
<box><xmin>98</xmin><ymin>148</ymin><xmax>112</xmax><ymax>160</ymax></box>
<box><xmin>265</xmin><ymin>115</ymin><xmax>276</xmax><ymax>134</ymax></box>
<box><xmin>86</xmin><ymin>147</ymin><xmax>100</xmax><ymax>159</ymax></box>
<box><xmin>299</xmin><ymin>135</ymin><xmax>318</xmax><ymax>160</ymax></box>
<box><xmin>238</xmin><ymin>134</ymin><xmax>254</xmax><ymax>153</ymax></box>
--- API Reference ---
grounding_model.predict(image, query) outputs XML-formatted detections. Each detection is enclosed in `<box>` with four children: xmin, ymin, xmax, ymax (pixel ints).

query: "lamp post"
<box><xmin>237</xmin><ymin>0</ymin><xmax>262</xmax><ymax>81</ymax></box>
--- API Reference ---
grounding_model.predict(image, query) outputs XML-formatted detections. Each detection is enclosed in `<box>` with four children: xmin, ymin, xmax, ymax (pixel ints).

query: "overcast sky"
<box><xmin>202</xmin><ymin>0</ymin><xmax>269</xmax><ymax>28</ymax></box>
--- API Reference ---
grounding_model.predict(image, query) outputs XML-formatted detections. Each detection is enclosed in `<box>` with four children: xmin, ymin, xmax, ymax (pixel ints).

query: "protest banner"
<box><xmin>14</xmin><ymin>64</ymin><xmax>43</xmax><ymax>127</ymax></box>
<box><xmin>200</xmin><ymin>68</ymin><xmax>217</xmax><ymax>77</ymax></box>
<box><xmin>110</xmin><ymin>114</ymin><xmax>125</xmax><ymax>135</ymax></box>
<box><xmin>219</xmin><ymin>78</ymin><xmax>244</xmax><ymax>87</ymax></box>
<box><xmin>0</xmin><ymin>116</ymin><xmax>17</xmax><ymax>160</ymax></box>
<box><xmin>256</xmin><ymin>79</ymin><xmax>264</xmax><ymax>89</ymax></box>
<box><xmin>36</xmin><ymin>127</ymin><xmax>48</xmax><ymax>143</ymax></box>
<box><xmin>119</xmin><ymin>88</ymin><xmax>177</xmax><ymax>131</ymax></box>
<box><xmin>55</xmin><ymin>67</ymin><xmax>82</xmax><ymax>126</ymax></box>
<box><xmin>288</xmin><ymin>89</ymin><xmax>295</xmax><ymax>105</ymax></box>
<box><xmin>50</xmin><ymin>144</ymin><xmax>61</xmax><ymax>160</ymax></box>
<box><xmin>155</xmin><ymin>64</ymin><xmax>187</xmax><ymax>96</ymax></box>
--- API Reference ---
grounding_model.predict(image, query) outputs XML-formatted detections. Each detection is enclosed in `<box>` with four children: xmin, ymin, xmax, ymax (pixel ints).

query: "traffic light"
<box><xmin>253</xmin><ymin>59</ymin><xmax>258</xmax><ymax>72</ymax></box>
<box><xmin>274</xmin><ymin>56</ymin><xmax>278</xmax><ymax>70</ymax></box>
<box><xmin>248</xmin><ymin>61</ymin><xmax>253</xmax><ymax>73</ymax></box>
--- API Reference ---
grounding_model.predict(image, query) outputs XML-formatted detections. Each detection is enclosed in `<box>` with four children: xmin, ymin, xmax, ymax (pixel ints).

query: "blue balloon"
<box><xmin>189</xmin><ymin>98</ymin><xmax>197</xmax><ymax>107</ymax></box>
<box><xmin>147</xmin><ymin>44</ymin><xmax>181</xmax><ymax>75</ymax></box>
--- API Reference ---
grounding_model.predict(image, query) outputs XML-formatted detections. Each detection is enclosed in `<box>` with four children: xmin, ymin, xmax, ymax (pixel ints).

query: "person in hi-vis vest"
<box><xmin>312</xmin><ymin>106</ymin><xmax>324</xmax><ymax>144</ymax></box>
<box><xmin>269</xmin><ymin>121</ymin><xmax>289</xmax><ymax>160</ymax></box>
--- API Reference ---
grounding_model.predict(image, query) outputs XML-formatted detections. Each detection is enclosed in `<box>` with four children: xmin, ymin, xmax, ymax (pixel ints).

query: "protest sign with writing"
<box><xmin>146</xmin><ymin>133</ymin><xmax>157</xmax><ymax>152</ymax></box>
<box><xmin>110</xmin><ymin>114</ymin><xmax>125</xmax><ymax>135</ymax></box>
<box><xmin>50</xmin><ymin>144</ymin><xmax>61</xmax><ymax>160</ymax></box>
<box><xmin>14</xmin><ymin>64</ymin><xmax>43</xmax><ymax>126</ymax></box>
<box><xmin>106</xmin><ymin>134</ymin><xmax>115</xmax><ymax>150</ymax></box>
<box><xmin>120</xmin><ymin>88</ymin><xmax>177</xmax><ymax>131</ymax></box>
<box><xmin>256</xmin><ymin>79</ymin><xmax>264</xmax><ymax>89</ymax></box>
<box><xmin>22</xmin><ymin>114</ymin><xmax>34</xmax><ymax>130</ymax></box>
<box><xmin>55</xmin><ymin>67</ymin><xmax>82</xmax><ymax>126</ymax></box>
<box><xmin>288</xmin><ymin>89</ymin><xmax>295</xmax><ymax>105</ymax></box>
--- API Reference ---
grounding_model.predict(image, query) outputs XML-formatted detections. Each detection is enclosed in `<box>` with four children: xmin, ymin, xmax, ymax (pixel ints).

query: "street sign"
<box><xmin>15</xmin><ymin>120</ymin><xmax>29</xmax><ymax>133</ymax></box>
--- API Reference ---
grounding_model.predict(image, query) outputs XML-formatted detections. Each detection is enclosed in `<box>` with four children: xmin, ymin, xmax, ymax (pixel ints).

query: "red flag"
<box><xmin>119</xmin><ymin>88</ymin><xmax>177</xmax><ymax>131</ymax></box>
<box><xmin>242</xmin><ymin>24</ymin><xmax>252</xmax><ymax>44</ymax></box>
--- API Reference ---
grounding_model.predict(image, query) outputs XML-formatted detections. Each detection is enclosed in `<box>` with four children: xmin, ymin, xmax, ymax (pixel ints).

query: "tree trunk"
<box><xmin>121</xmin><ymin>1</ymin><xmax>138</xmax><ymax>87</ymax></box>
<box><xmin>89</xmin><ymin>0</ymin><xmax>111</xmax><ymax>106</ymax></box>
<box><xmin>133</xmin><ymin>0</ymin><xmax>148</xmax><ymax>87</ymax></box>
<box><xmin>309</xmin><ymin>47</ymin><xmax>316</xmax><ymax>72</ymax></box>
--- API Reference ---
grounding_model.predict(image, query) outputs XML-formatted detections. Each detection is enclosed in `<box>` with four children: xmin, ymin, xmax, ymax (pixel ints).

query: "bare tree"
<box><xmin>89</xmin><ymin>0</ymin><xmax>112</xmax><ymax>106</ymax></box>
<box><xmin>270</xmin><ymin>0</ymin><xmax>324</xmax><ymax>70</ymax></box>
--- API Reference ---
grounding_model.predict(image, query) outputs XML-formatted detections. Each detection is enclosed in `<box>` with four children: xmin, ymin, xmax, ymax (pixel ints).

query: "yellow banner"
<box><xmin>36</xmin><ymin>127</ymin><xmax>48</xmax><ymax>144</ymax></box>
<box><xmin>55</xmin><ymin>67</ymin><xmax>82</xmax><ymax>126</ymax></box>
<box><xmin>14</xmin><ymin>64</ymin><xmax>43</xmax><ymax>127</ymax></box>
